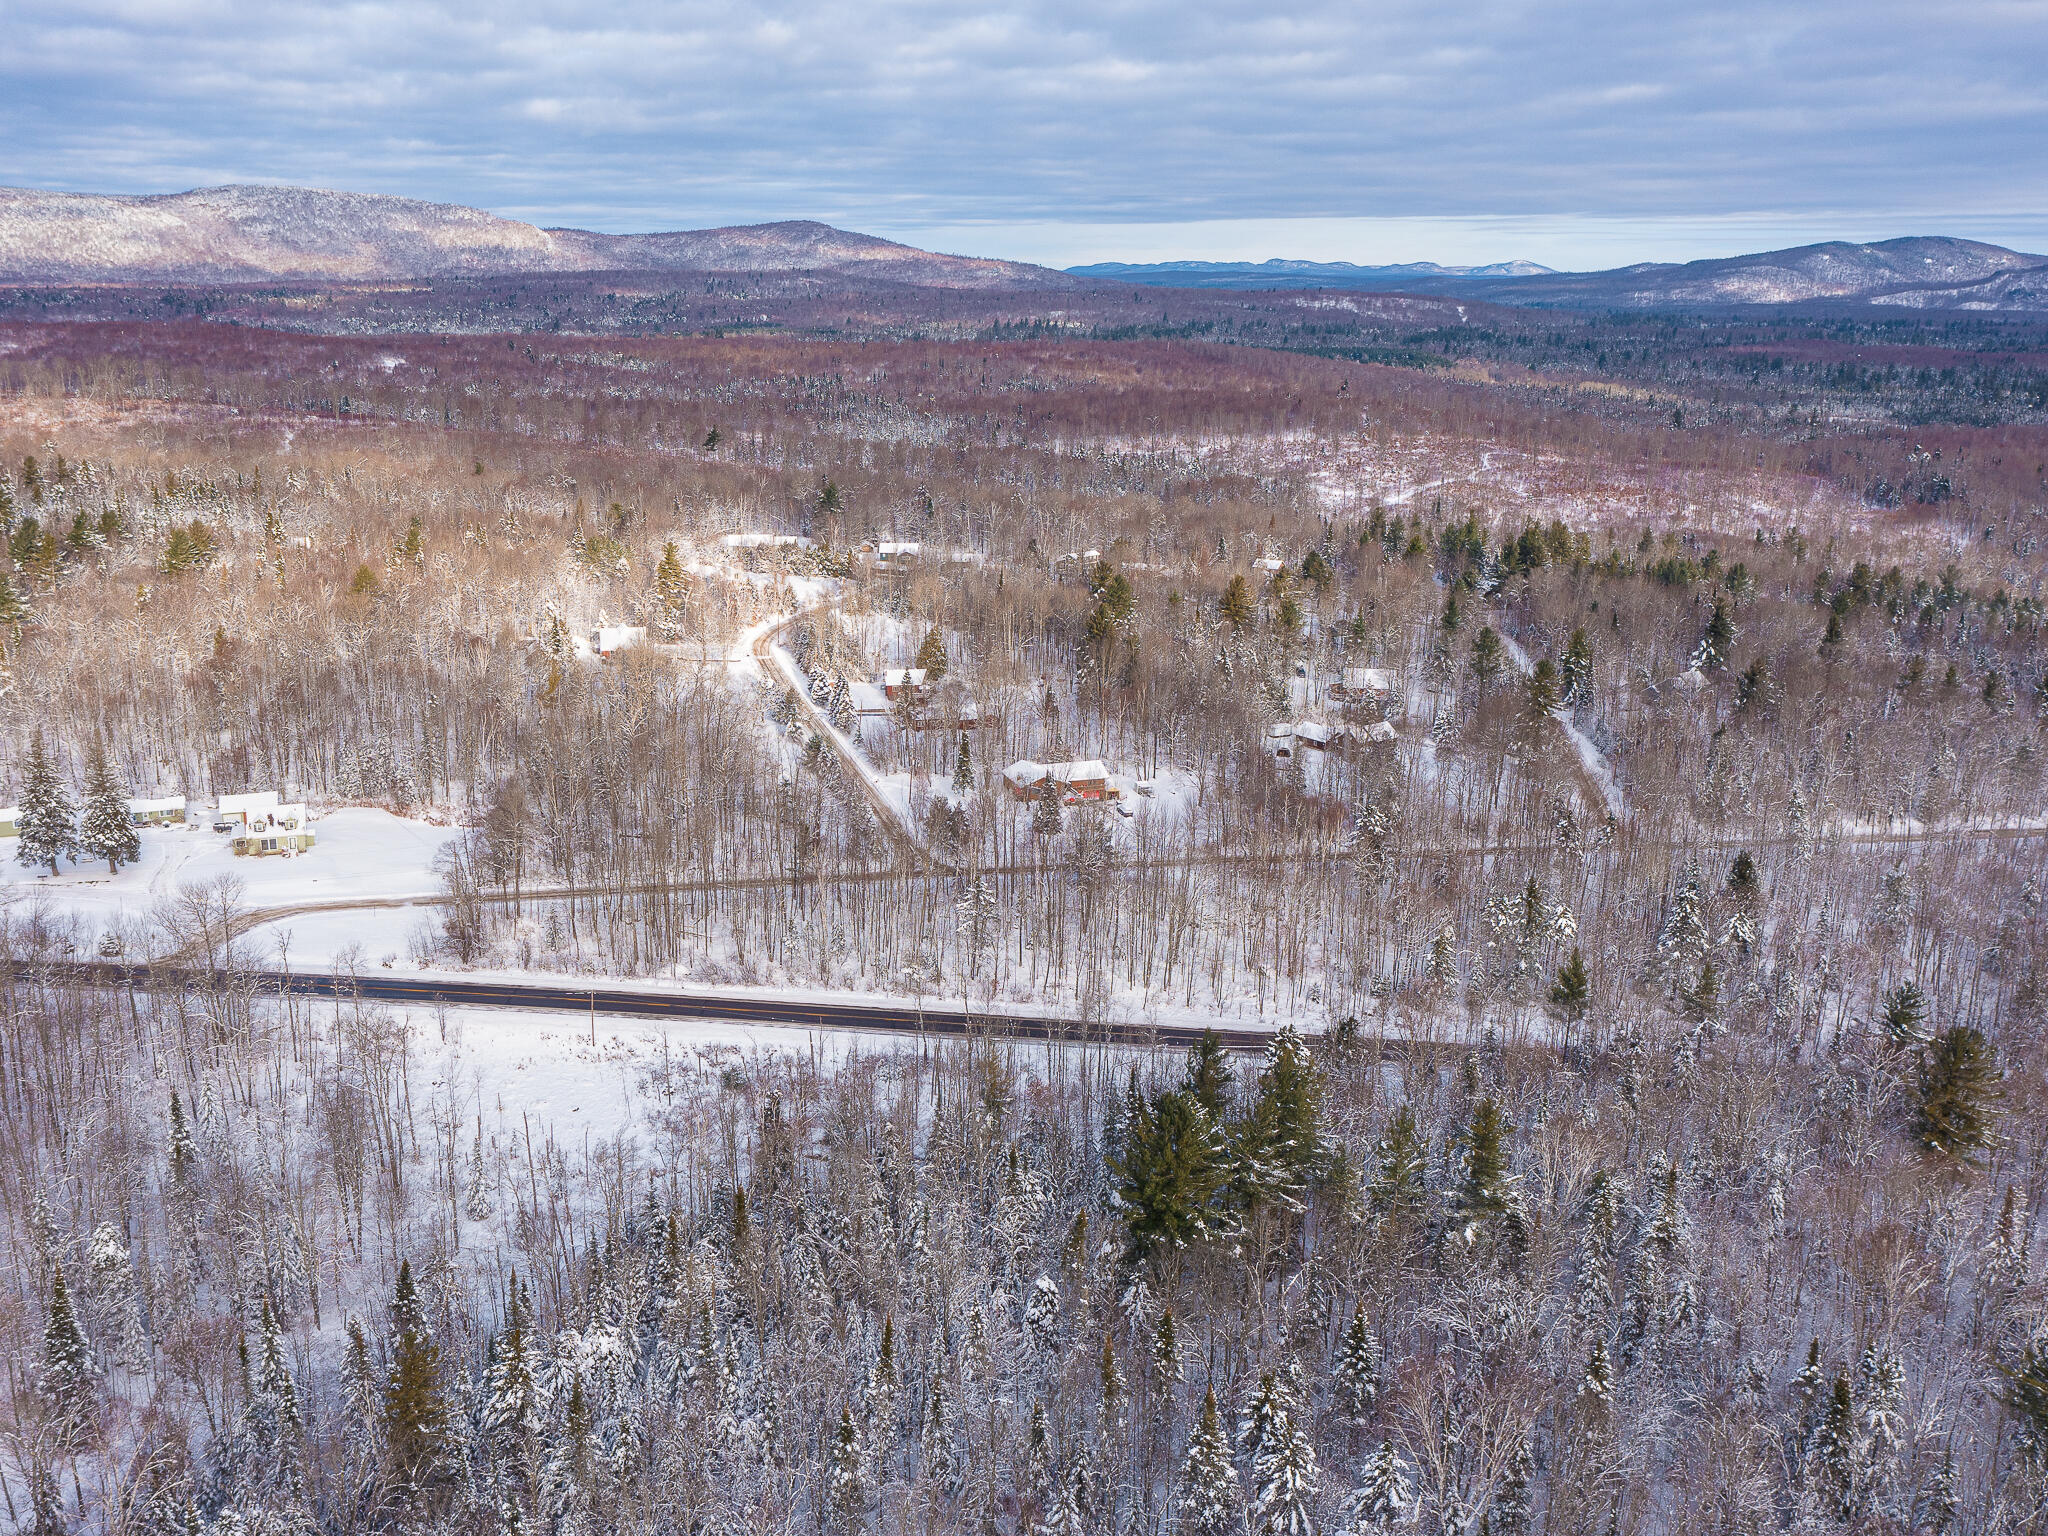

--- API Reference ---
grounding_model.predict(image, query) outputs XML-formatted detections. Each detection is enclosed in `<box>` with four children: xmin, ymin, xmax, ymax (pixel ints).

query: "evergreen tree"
<box><xmin>1452</xmin><ymin>1097</ymin><xmax>1512</xmax><ymax>1240</ymax></box>
<box><xmin>914</xmin><ymin>627</ymin><xmax>950</xmax><ymax>679</ymax></box>
<box><xmin>1177</xmin><ymin>1386</ymin><xmax>1241</xmax><ymax>1536</ymax></box>
<box><xmin>76</xmin><ymin>739</ymin><xmax>138</xmax><ymax>874</ymax></box>
<box><xmin>1879</xmin><ymin>981</ymin><xmax>1931</xmax><ymax>1046</ymax></box>
<box><xmin>1221</xmin><ymin>574</ymin><xmax>1255</xmax><ymax>629</ymax></box>
<box><xmin>1492</xmin><ymin>1436</ymin><xmax>1533</xmax><ymax>1535</ymax></box>
<box><xmin>1111</xmin><ymin>1090</ymin><xmax>1231</xmax><ymax>1257</ymax></box>
<box><xmin>250</xmin><ymin>1299</ymin><xmax>305</xmax><ymax>1494</ymax></box>
<box><xmin>1251</xmin><ymin>1398</ymin><xmax>1320</xmax><ymax>1536</ymax></box>
<box><xmin>1369</xmin><ymin>1104</ymin><xmax>1427</xmax><ymax>1217</ymax></box>
<box><xmin>1032</xmin><ymin>777</ymin><xmax>1064</xmax><ymax>837</ymax></box>
<box><xmin>1341</xmin><ymin>1439</ymin><xmax>1412</xmax><ymax>1535</ymax></box>
<box><xmin>1234</xmin><ymin>1023</ymin><xmax>1324</xmax><ymax>1210</ymax></box>
<box><xmin>1681</xmin><ymin>959</ymin><xmax>1721</xmax><ymax>1023</ymax></box>
<box><xmin>1560</xmin><ymin>626</ymin><xmax>1593</xmax><ymax>707</ymax></box>
<box><xmin>464</xmin><ymin>1120</ymin><xmax>493</xmax><ymax>1222</ymax></box>
<box><xmin>1915</xmin><ymin>1025</ymin><xmax>1998</xmax><ymax>1162</ymax></box>
<box><xmin>0</xmin><ymin>569</ymin><xmax>28</xmax><ymax>632</ymax></box>
<box><xmin>1523</xmin><ymin>657</ymin><xmax>1560</xmax><ymax>721</ymax></box>
<box><xmin>1549</xmin><ymin>947</ymin><xmax>1590</xmax><ymax>1024</ymax></box>
<box><xmin>1580</xmin><ymin>1337</ymin><xmax>1613</xmax><ymax>1408</ymax></box>
<box><xmin>952</xmin><ymin>732</ymin><xmax>973</xmax><ymax>792</ymax></box>
<box><xmin>40</xmin><ymin>1264</ymin><xmax>95</xmax><ymax>1425</ymax></box>
<box><xmin>1335</xmin><ymin>1305</ymin><xmax>1381</xmax><ymax>1424</ymax></box>
<box><xmin>14</xmin><ymin>730</ymin><xmax>74</xmax><ymax>876</ymax></box>
<box><xmin>1726</xmin><ymin>850</ymin><xmax>1759</xmax><ymax>904</ymax></box>
<box><xmin>652</xmin><ymin>540</ymin><xmax>691</xmax><ymax>637</ymax></box>
<box><xmin>1698</xmin><ymin>598</ymin><xmax>1734</xmax><ymax>670</ymax></box>
<box><xmin>1184</xmin><ymin>1028</ymin><xmax>1234</xmax><ymax>1121</ymax></box>
<box><xmin>827</xmin><ymin>1407</ymin><xmax>867</xmax><ymax>1528</ymax></box>
<box><xmin>1469</xmin><ymin>627</ymin><xmax>1504</xmax><ymax>691</ymax></box>
<box><xmin>382</xmin><ymin>1260</ymin><xmax>449</xmax><ymax>1491</ymax></box>
<box><xmin>1152</xmin><ymin>1306</ymin><xmax>1182</xmax><ymax>1387</ymax></box>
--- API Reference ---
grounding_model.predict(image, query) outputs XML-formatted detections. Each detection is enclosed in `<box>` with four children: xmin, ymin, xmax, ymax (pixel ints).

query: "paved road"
<box><xmin>48</xmin><ymin>961</ymin><xmax>1278</xmax><ymax>1052</ymax></box>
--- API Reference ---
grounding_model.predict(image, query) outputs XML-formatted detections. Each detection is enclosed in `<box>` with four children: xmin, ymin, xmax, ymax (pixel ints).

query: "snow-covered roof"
<box><xmin>1003</xmin><ymin>759</ymin><xmax>1045</xmax><ymax>787</ymax></box>
<box><xmin>848</xmin><ymin>682</ymin><xmax>892</xmax><ymax>715</ymax></box>
<box><xmin>217</xmin><ymin>790</ymin><xmax>281</xmax><ymax>817</ymax></box>
<box><xmin>719</xmin><ymin>532</ymin><xmax>814</xmax><ymax>549</ymax></box>
<box><xmin>1046</xmin><ymin>759</ymin><xmax>1109</xmax><ymax>782</ymax></box>
<box><xmin>127</xmin><ymin>795</ymin><xmax>186</xmax><ymax>814</ymax></box>
<box><xmin>595</xmin><ymin>624</ymin><xmax>646</xmax><ymax>653</ymax></box>
<box><xmin>1340</xmin><ymin>667</ymin><xmax>1399</xmax><ymax>691</ymax></box>
<box><xmin>882</xmin><ymin>667</ymin><xmax>928</xmax><ymax>687</ymax></box>
<box><xmin>237</xmin><ymin>802</ymin><xmax>309</xmax><ymax>832</ymax></box>
<box><xmin>1253</xmin><ymin>557</ymin><xmax>1285</xmax><ymax>572</ymax></box>
<box><xmin>1360</xmin><ymin>720</ymin><xmax>1398</xmax><ymax>742</ymax></box>
<box><xmin>876</xmin><ymin>541</ymin><xmax>921</xmax><ymax>556</ymax></box>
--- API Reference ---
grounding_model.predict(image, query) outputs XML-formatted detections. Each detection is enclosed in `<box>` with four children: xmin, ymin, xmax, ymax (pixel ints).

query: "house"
<box><xmin>1003</xmin><ymin>759</ymin><xmax>1116</xmax><ymax>802</ymax></box>
<box><xmin>1359</xmin><ymin>719</ymin><xmax>1398</xmax><ymax>746</ymax></box>
<box><xmin>127</xmin><ymin>795</ymin><xmax>187</xmax><ymax>826</ymax></box>
<box><xmin>882</xmin><ymin>667</ymin><xmax>930</xmax><ymax>703</ymax></box>
<box><xmin>1267</xmin><ymin>720</ymin><xmax>1347</xmax><ymax>758</ymax></box>
<box><xmin>214</xmin><ymin>790</ymin><xmax>281</xmax><ymax>832</ymax></box>
<box><xmin>0</xmin><ymin>806</ymin><xmax>16</xmax><ymax>838</ymax></box>
<box><xmin>231</xmin><ymin>803</ymin><xmax>314</xmax><ymax>857</ymax></box>
<box><xmin>1333</xmin><ymin>666</ymin><xmax>1400</xmax><ymax>703</ymax></box>
<box><xmin>1253</xmin><ymin>557</ymin><xmax>1286</xmax><ymax>573</ymax></box>
<box><xmin>594</xmin><ymin>624</ymin><xmax>646</xmax><ymax>658</ymax></box>
<box><xmin>872</xmin><ymin>540</ymin><xmax>922</xmax><ymax>568</ymax></box>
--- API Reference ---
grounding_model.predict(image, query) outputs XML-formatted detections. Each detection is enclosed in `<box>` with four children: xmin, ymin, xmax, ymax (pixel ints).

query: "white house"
<box><xmin>1253</xmin><ymin>557</ymin><xmax>1286</xmax><ymax>573</ymax></box>
<box><xmin>231</xmin><ymin>802</ymin><xmax>314</xmax><ymax>857</ymax></box>
<box><xmin>214</xmin><ymin>790</ymin><xmax>281</xmax><ymax>831</ymax></box>
<box><xmin>127</xmin><ymin>795</ymin><xmax>187</xmax><ymax>826</ymax></box>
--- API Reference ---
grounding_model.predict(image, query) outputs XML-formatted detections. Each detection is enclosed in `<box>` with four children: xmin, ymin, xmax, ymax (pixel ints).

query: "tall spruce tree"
<box><xmin>76</xmin><ymin>739</ymin><xmax>138</xmax><ymax>874</ymax></box>
<box><xmin>15</xmin><ymin>730</ymin><xmax>74</xmax><ymax>876</ymax></box>
<box><xmin>1177</xmin><ymin>1386</ymin><xmax>1241</xmax><ymax>1536</ymax></box>
<box><xmin>1915</xmin><ymin>1025</ymin><xmax>1998</xmax><ymax>1162</ymax></box>
<box><xmin>1110</xmin><ymin>1090</ymin><xmax>1230</xmax><ymax>1258</ymax></box>
<box><xmin>382</xmin><ymin>1260</ymin><xmax>449</xmax><ymax>1491</ymax></box>
<box><xmin>40</xmin><ymin>1265</ymin><xmax>95</xmax><ymax>1425</ymax></box>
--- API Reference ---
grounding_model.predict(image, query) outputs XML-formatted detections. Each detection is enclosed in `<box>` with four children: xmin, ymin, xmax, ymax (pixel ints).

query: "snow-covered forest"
<box><xmin>0</xmin><ymin>320</ymin><xmax>2045</xmax><ymax>1532</ymax></box>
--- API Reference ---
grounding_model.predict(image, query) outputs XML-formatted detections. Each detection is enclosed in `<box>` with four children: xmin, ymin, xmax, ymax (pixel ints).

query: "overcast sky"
<box><xmin>4</xmin><ymin>0</ymin><xmax>2045</xmax><ymax>270</ymax></box>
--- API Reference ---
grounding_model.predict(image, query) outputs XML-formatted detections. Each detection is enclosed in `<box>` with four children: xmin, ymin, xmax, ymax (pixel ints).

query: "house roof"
<box><xmin>848</xmin><ymin>681</ymin><xmax>892</xmax><ymax>714</ymax></box>
<box><xmin>1341</xmin><ymin>666</ymin><xmax>1399</xmax><ymax>690</ymax></box>
<box><xmin>217</xmin><ymin>790</ymin><xmax>282</xmax><ymax>816</ymax></box>
<box><xmin>882</xmin><ymin>667</ymin><xmax>928</xmax><ymax>687</ymax></box>
<box><xmin>127</xmin><ymin>795</ymin><xmax>186</xmax><ymax>813</ymax></box>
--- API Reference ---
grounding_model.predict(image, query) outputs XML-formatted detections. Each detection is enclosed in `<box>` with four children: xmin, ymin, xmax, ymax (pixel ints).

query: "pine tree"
<box><xmin>15</xmin><ymin>730</ymin><xmax>74</xmax><ymax>876</ymax></box>
<box><xmin>652</xmin><ymin>540</ymin><xmax>691</xmax><ymax>637</ymax></box>
<box><xmin>1580</xmin><ymin>1336</ymin><xmax>1613</xmax><ymax>1409</ymax></box>
<box><xmin>1915</xmin><ymin>1025</ymin><xmax>1998</xmax><ymax>1162</ymax></box>
<box><xmin>1655</xmin><ymin>868</ymin><xmax>1711</xmax><ymax>986</ymax></box>
<box><xmin>1025</xmin><ymin>1274</ymin><xmax>1062</xmax><ymax>1353</ymax></box>
<box><xmin>1809</xmin><ymin>1374</ymin><xmax>1858</xmax><ymax>1519</ymax></box>
<box><xmin>1251</xmin><ymin>1397</ymin><xmax>1319</xmax><ymax>1536</ymax></box>
<box><xmin>914</xmin><ymin>627</ymin><xmax>949</xmax><ymax>680</ymax></box>
<box><xmin>1469</xmin><ymin>627</ymin><xmax>1503</xmax><ymax>691</ymax></box>
<box><xmin>1523</xmin><ymin>656</ymin><xmax>1560</xmax><ymax>721</ymax></box>
<box><xmin>952</xmin><ymin>732</ymin><xmax>973</xmax><ymax>792</ymax></box>
<box><xmin>1492</xmin><ymin>1436</ymin><xmax>1533</xmax><ymax>1535</ymax></box>
<box><xmin>1110</xmin><ymin>1089</ymin><xmax>1230</xmax><ymax>1258</ymax></box>
<box><xmin>382</xmin><ymin>1260</ymin><xmax>449</xmax><ymax>1490</ymax></box>
<box><xmin>1698</xmin><ymin>597</ymin><xmax>1734</xmax><ymax>670</ymax></box>
<box><xmin>1341</xmin><ymin>1438</ymin><xmax>1412</xmax><ymax>1534</ymax></box>
<box><xmin>1880</xmin><ymin>981</ymin><xmax>1930</xmax><ymax>1047</ymax></box>
<box><xmin>0</xmin><ymin>569</ymin><xmax>28</xmax><ymax>631</ymax></box>
<box><xmin>1177</xmin><ymin>1386</ymin><xmax>1241</xmax><ymax>1536</ymax></box>
<box><xmin>1221</xmin><ymin>574</ymin><xmax>1255</xmax><ymax>629</ymax></box>
<box><xmin>1681</xmin><ymin>959</ymin><xmax>1721</xmax><ymax>1023</ymax></box>
<box><xmin>1453</xmin><ymin>1097</ymin><xmax>1512</xmax><ymax>1239</ymax></box>
<box><xmin>40</xmin><ymin>1264</ymin><xmax>95</xmax><ymax>1425</ymax></box>
<box><xmin>1369</xmin><ymin>1103</ymin><xmax>1426</xmax><ymax>1216</ymax></box>
<box><xmin>1335</xmin><ymin>1304</ymin><xmax>1381</xmax><ymax>1424</ymax></box>
<box><xmin>1185</xmin><ymin>1028</ymin><xmax>1234</xmax><ymax>1120</ymax></box>
<box><xmin>76</xmin><ymin>739</ymin><xmax>138</xmax><ymax>874</ymax></box>
<box><xmin>1549</xmin><ymin>947</ymin><xmax>1590</xmax><ymax>1023</ymax></box>
<box><xmin>464</xmin><ymin>1120</ymin><xmax>493</xmax><ymax>1222</ymax></box>
<box><xmin>1152</xmin><ymin>1306</ymin><xmax>1182</xmax><ymax>1387</ymax></box>
<box><xmin>1033</xmin><ymin>777</ymin><xmax>1064</xmax><ymax>837</ymax></box>
<box><xmin>1561</xmin><ymin>626</ymin><xmax>1593</xmax><ymax>707</ymax></box>
<box><xmin>827</xmin><ymin>1407</ymin><xmax>867</xmax><ymax>1529</ymax></box>
<box><xmin>251</xmin><ymin>1299</ymin><xmax>305</xmax><ymax>1494</ymax></box>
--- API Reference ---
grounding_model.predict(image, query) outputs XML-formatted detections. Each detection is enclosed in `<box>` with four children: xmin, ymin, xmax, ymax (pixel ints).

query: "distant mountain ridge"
<box><xmin>1069</xmin><ymin>257</ymin><xmax>1556</xmax><ymax>288</ymax></box>
<box><xmin>0</xmin><ymin>184</ymin><xmax>1076</xmax><ymax>289</ymax></box>
<box><xmin>1075</xmin><ymin>237</ymin><xmax>2048</xmax><ymax>310</ymax></box>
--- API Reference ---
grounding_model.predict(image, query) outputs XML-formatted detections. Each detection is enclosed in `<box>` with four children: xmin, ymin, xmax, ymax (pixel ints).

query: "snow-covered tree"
<box><xmin>464</xmin><ymin>1120</ymin><xmax>493</xmax><ymax>1223</ymax></box>
<box><xmin>40</xmin><ymin>1264</ymin><xmax>95</xmax><ymax>1425</ymax></box>
<box><xmin>1340</xmin><ymin>1439</ymin><xmax>1413</xmax><ymax>1535</ymax></box>
<box><xmin>76</xmin><ymin>738</ymin><xmax>139</xmax><ymax>873</ymax></box>
<box><xmin>14</xmin><ymin>730</ymin><xmax>74</xmax><ymax>875</ymax></box>
<box><xmin>1335</xmin><ymin>1305</ymin><xmax>1381</xmax><ymax>1424</ymax></box>
<box><xmin>1178</xmin><ymin>1385</ymin><xmax>1242</xmax><ymax>1536</ymax></box>
<box><xmin>1250</xmin><ymin>1397</ymin><xmax>1319</xmax><ymax>1536</ymax></box>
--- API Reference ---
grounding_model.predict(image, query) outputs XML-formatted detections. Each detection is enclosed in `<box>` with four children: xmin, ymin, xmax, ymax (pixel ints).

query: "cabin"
<box><xmin>1003</xmin><ymin>758</ymin><xmax>1116</xmax><ymax>802</ymax></box>
<box><xmin>231</xmin><ymin>803</ymin><xmax>314</xmax><ymax>857</ymax></box>
<box><xmin>127</xmin><ymin>795</ymin><xmax>187</xmax><ymax>826</ymax></box>
<box><xmin>1253</xmin><ymin>557</ymin><xmax>1286</xmax><ymax>573</ymax></box>
<box><xmin>1332</xmin><ymin>667</ymin><xmax>1400</xmax><ymax>703</ymax></box>
<box><xmin>214</xmin><ymin>790</ymin><xmax>281</xmax><ymax>832</ymax></box>
<box><xmin>594</xmin><ymin>624</ymin><xmax>647</xmax><ymax>659</ymax></box>
<box><xmin>1267</xmin><ymin>720</ymin><xmax>1347</xmax><ymax>758</ymax></box>
<box><xmin>882</xmin><ymin>667</ymin><xmax>930</xmax><ymax>703</ymax></box>
<box><xmin>0</xmin><ymin>806</ymin><xmax>16</xmax><ymax>838</ymax></box>
<box><xmin>1359</xmin><ymin>719</ymin><xmax>1398</xmax><ymax>746</ymax></box>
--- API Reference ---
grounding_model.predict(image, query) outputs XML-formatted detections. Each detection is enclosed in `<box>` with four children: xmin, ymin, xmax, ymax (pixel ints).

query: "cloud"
<box><xmin>1</xmin><ymin>0</ymin><xmax>2044</xmax><ymax>267</ymax></box>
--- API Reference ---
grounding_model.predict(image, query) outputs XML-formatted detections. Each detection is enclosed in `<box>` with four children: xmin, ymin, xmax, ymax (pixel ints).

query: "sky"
<box><xmin>4</xmin><ymin>0</ymin><xmax>2046</xmax><ymax>271</ymax></box>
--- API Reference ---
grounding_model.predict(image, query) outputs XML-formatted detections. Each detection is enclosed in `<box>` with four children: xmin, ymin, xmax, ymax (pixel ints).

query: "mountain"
<box><xmin>1068</xmin><ymin>257</ymin><xmax>1555</xmax><ymax>289</ymax></box>
<box><xmin>0</xmin><ymin>184</ymin><xmax>1076</xmax><ymax>289</ymax></box>
<box><xmin>1076</xmin><ymin>237</ymin><xmax>2048</xmax><ymax>310</ymax></box>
